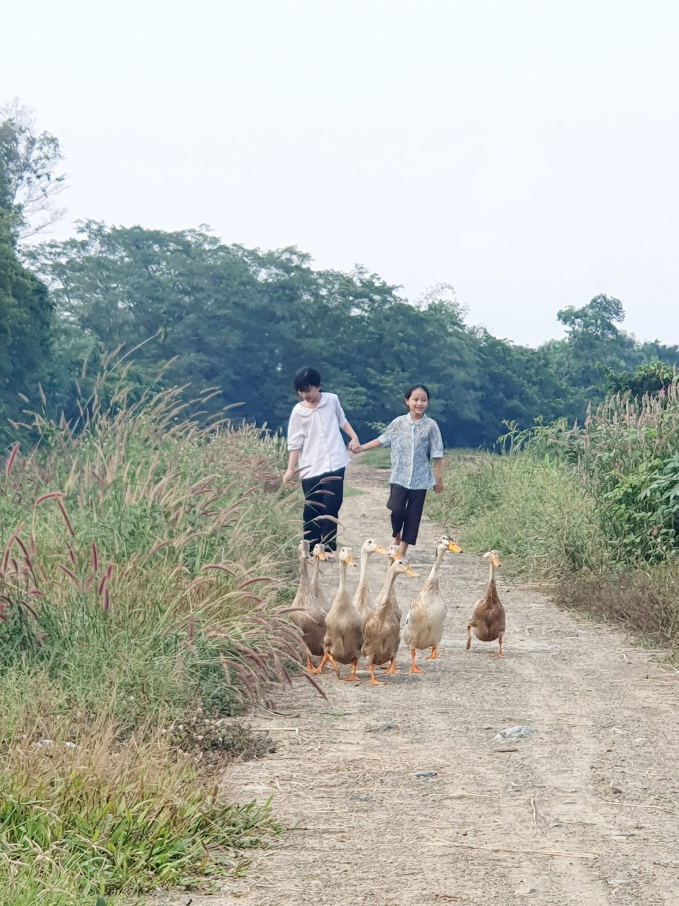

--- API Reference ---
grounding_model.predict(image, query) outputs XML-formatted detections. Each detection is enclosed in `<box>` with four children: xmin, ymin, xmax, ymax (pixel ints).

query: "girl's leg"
<box><xmin>318</xmin><ymin>468</ymin><xmax>345</xmax><ymax>552</ymax></box>
<box><xmin>301</xmin><ymin>474</ymin><xmax>324</xmax><ymax>549</ymax></box>
<box><xmin>401</xmin><ymin>490</ymin><xmax>427</xmax><ymax>550</ymax></box>
<box><xmin>387</xmin><ymin>485</ymin><xmax>408</xmax><ymax>545</ymax></box>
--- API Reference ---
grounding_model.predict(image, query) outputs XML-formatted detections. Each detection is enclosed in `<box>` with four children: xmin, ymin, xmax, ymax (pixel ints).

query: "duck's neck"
<box><xmin>426</xmin><ymin>546</ymin><xmax>446</xmax><ymax>588</ymax></box>
<box><xmin>338</xmin><ymin>558</ymin><xmax>348</xmax><ymax>595</ymax></box>
<box><xmin>358</xmin><ymin>549</ymin><xmax>370</xmax><ymax>587</ymax></box>
<box><xmin>377</xmin><ymin>568</ymin><xmax>398</xmax><ymax>612</ymax></box>
<box><xmin>487</xmin><ymin>560</ymin><xmax>497</xmax><ymax>586</ymax></box>
<box><xmin>311</xmin><ymin>556</ymin><xmax>320</xmax><ymax>586</ymax></box>
<box><xmin>299</xmin><ymin>555</ymin><xmax>312</xmax><ymax>591</ymax></box>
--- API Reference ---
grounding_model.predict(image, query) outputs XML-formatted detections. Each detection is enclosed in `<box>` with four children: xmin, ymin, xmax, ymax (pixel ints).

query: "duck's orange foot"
<box><xmin>308</xmin><ymin>652</ymin><xmax>330</xmax><ymax>675</ymax></box>
<box><xmin>340</xmin><ymin>660</ymin><xmax>360</xmax><ymax>682</ymax></box>
<box><xmin>385</xmin><ymin>658</ymin><xmax>397</xmax><ymax>676</ymax></box>
<box><xmin>425</xmin><ymin>647</ymin><xmax>439</xmax><ymax>660</ymax></box>
<box><xmin>368</xmin><ymin>665</ymin><xmax>385</xmax><ymax>686</ymax></box>
<box><xmin>409</xmin><ymin>649</ymin><xmax>425</xmax><ymax>674</ymax></box>
<box><xmin>328</xmin><ymin>654</ymin><xmax>340</xmax><ymax>676</ymax></box>
<box><xmin>490</xmin><ymin>652</ymin><xmax>507</xmax><ymax>658</ymax></box>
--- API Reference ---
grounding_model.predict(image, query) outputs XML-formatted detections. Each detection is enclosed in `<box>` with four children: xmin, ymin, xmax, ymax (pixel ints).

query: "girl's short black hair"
<box><xmin>294</xmin><ymin>367</ymin><xmax>322</xmax><ymax>392</ymax></box>
<box><xmin>404</xmin><ymin>383</ymin><xmax>430</xmax><ymax>401</ymax></box>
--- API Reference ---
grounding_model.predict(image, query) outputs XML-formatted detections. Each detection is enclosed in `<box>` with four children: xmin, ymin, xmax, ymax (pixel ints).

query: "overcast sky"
<box><xmin>3</xmin><ymin>0</ymin><xmax>678</xmax><ymax>347</ymax></box>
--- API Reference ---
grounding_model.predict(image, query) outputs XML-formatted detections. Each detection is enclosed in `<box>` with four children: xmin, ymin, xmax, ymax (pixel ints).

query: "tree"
<box><xmin>553</xmin><ymin>293</ymin><xmax>639</xmax><ymax>406</ymax></box>
<box><xmin>0</xmin><ymin>99</ymin><xmax>66</xmax><ymax>238</ymax></box>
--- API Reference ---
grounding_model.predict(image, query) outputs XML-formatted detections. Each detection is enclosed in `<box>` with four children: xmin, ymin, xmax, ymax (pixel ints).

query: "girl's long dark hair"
<box><xmin>404</xmin><ymin>384</ymin><xmax>430</xmax><ymax>402</ymax></box>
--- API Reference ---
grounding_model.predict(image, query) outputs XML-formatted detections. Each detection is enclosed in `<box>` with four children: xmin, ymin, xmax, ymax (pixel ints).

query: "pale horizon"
<box><xmin>3</xmin><ymin>0</ymin><xmax>678</xmax><ymax>349</ymax></box>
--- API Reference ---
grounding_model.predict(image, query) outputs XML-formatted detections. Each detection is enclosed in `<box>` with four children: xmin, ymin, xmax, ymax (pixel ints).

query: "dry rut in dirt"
<box><xmin>171</xmin><ymin>463</ymin><xmax>679</xmax><ymax>905</ymax></box>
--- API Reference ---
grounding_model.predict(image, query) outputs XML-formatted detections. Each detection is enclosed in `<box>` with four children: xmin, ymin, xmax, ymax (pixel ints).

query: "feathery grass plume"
<box><xmin>0</xmin><ymin>351</ymin><xmax>301</xmax><ymax>900</ymax></box>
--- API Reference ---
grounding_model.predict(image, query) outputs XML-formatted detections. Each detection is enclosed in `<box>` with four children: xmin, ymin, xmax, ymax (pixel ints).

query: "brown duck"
<box><xmin>466</xmin><ymin>550</ymin><xmax>506</xmax><ymax>657</ymax></box>
<box><xmin>362</xmin><ymin>557</ymin><xmax>417</xmax><ymax>686</ymax></box>
<box><xmin>289</xmin><ymin>541</ymin><xmax>326</xmax><ymax>671</ymax></box>
<box><xmin>313</xmin><ymin>546</ymin><xmax>362</xmax><ymax>680</ymax></box>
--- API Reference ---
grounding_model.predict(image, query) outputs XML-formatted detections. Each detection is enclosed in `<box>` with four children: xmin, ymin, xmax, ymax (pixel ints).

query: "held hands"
<box><xmin>348</xmin><ymin>439</ymin><xmax>362</xmax><ymax>454</ymax></box>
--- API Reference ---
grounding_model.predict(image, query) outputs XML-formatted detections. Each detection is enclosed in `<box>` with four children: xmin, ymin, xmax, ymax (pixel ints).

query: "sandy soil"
<box><xmin>161</xmin><ymin>462</ymin><xmax>679</xmax><ymax>906</ymax></box>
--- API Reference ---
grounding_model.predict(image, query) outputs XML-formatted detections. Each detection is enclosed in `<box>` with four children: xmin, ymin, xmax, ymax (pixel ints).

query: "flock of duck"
<box><xmin>290</xmin><ymin>537</ymin><xmax>507</xmax><ymax>685</ymax></box>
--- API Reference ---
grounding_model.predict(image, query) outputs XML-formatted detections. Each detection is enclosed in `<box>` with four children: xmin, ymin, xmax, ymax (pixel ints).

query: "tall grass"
<box><xmin>432</xmin><ymin>383</ymin><xmax>679</xmax><ymax>645</ymax></box>
<box><xmin>429</xmin><ymin>452</ymin><xmax>606</xmax><ymax>578</ymax></box>
<box><xmin>0</xmin><ymin>358</ymin><xmax>304</xmax><ymax>902</ymax></box>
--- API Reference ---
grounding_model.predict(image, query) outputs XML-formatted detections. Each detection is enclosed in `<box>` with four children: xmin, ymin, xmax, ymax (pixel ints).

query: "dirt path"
<box><xmin>171</xmin><ymin>463</ymin><xmax>679</xmax><ymax>905</ymax></box>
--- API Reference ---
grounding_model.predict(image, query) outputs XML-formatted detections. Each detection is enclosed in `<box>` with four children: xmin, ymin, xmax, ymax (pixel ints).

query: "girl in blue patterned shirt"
<box><xmin>357</xmin><ymin>385</ymin><xmax>444</xmax><ymax>558</ymax></box>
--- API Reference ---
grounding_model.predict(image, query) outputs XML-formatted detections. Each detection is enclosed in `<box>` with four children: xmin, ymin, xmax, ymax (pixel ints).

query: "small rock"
<box><xmin>413</xmin><ymin>770</ymin><xmax>437</xmax><ymax>778</ymax></box>
<box><xmin>514</xmin><ymin>881</ymin><xmax>536</xmax><ymax>896</ymax></box>
<box><xmin>31</xmin><ymin>739</ymin><xmax>54</xmax><ymax>749</ymax></box>
<box><xmin>367</xmin><ymin>721</ymin><xmax>395</xmax><ymax>733</ymax></box>
<box><xmin>493</xmin><ymin>726</ymin><xmax>536</xmax><ymax>742</ymax></box>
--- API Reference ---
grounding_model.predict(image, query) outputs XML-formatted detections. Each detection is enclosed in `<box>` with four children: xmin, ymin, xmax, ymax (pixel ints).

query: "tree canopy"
<box><xmin>3</xmin><ymin>107</ymin><xmax>679</xmax><ymax>450</ymax></box>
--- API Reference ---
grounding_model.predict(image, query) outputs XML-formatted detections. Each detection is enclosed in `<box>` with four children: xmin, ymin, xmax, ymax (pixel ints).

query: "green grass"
<box><xmin>429</xmin><ymin>451</ymin><xmax>606</xmax><ymax>578</ymax></box>
<box><xmin>344</xmin><ymin>485</ymin><xmax>366</xmax><ymax>497</ymax></box>
<box><xmin>430</xmin><ymin>449</ymin><xmax>679</xmax><ymax>648</ymax></box>
<box><xmin>0</xmin><ymin>360</ymin><xmax>301</xmax><ymax>902</ymax></box>
<box><xmin>358</xmin><ymin>447</ymin><xmax>391</xmax><ymax>469</ymax></box>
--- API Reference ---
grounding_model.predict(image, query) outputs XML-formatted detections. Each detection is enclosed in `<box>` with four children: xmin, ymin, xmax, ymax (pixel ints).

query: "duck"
<box><xmin>466</xmin><ymin>550</ymin><xmax>506</xmax><ymax>657</ymax></box>
<box><xmin>310</xmin><ymin>543</ymin><xmax>329</xmax><ymax>613</ymax></box>
<box><xmin>403</xmin><ymin>535</ymin><xmax>461</xmax><ymax>673</ymax></box>
<box><xmin>362</xmin><ymin>557</ymin><xmax>417</xmax><ymax>686</ymax></box>
<box><xmin>353</xmin><ymin>538</ymin><xmax>387</xmax><ymax>625</ymax></box>
<box><xmin>384</xmin><ymin>543</ymin><xmax>403</xmax><ymax>623</ymax></box>
<box><xmin>289</xmin><ymin>540</ymin><xmax>326</xmax><ymax>671</ymax></box>
<box><xmin>313</xmin><ymin>547</ymin><xmax>363</xmax><ymax>680</ymax></box>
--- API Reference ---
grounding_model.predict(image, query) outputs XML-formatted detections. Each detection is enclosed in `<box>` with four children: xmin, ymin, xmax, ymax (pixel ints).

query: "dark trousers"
<box><xmin>301</xmin><ymin>468</ymin><xmax>345</xmax><ymax>551</ymax></box>
<box><xmin>387</xmin><ymin>483</ymin><xmax>427</xmax><ymax>546</ymax></box>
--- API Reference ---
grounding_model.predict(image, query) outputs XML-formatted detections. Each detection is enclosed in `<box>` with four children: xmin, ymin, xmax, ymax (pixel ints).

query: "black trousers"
<box><xmin>301</xmin><ymin>468</ymin><xmax>345</xmax><ymax>551</ymax></box>
<box><xmin>387</xmin><ymin>483</ymin><xmax>427</xmax><ymax>546</ymax></box>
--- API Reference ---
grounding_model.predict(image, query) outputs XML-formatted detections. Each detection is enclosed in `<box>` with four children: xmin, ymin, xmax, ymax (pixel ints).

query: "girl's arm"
<box><xmin>356</xmin><ymin>437</ymin><xmax>382</xmax><ymax>453</ymax></box>
<box><xmin>430</xmin><ymin>421</ymin><xmax>444</xmax><ymax>492</ymax></box>
<box><xmin>432</xmin><ymin>457</ymin><xmax>444</xmax><ymax>493</ymax></box>
<box><xmin>341</xmin><ymin>419</ymin><xmax>361</xmax><ymax>453</ymax></box>
<box><xmin>283</xmin><ymin>449</ymin><xmax>300</xmax><ymax>484</ymax></box>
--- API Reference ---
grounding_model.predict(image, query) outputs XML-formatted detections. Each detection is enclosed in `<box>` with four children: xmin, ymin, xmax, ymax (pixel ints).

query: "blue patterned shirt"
<box><xmin>378</xmin><ymin>414</ymin><xmax>444</xmax><ymax>490</ymax></box>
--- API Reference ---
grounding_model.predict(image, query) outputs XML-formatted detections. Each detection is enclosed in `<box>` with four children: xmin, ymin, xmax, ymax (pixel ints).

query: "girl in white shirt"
<box><xmin>284</xmin><ymin>367</ymin><xmax>360</xmax><ymax>556</ymax></box>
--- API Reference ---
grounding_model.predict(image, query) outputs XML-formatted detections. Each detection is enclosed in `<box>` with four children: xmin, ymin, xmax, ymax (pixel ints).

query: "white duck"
<box><xmin>403</xmin><ymin>535</ymin><xmax>461</xmax><ymax>673</ymax></box>
<box><xmin>313</xmin><ymin>547</ymin><xmax>363</xmax><ymax>680</ymax></box>
<box><xmin>353</xmin><ymin>538</ymin><xmax>387</xmax><ymax>625</ymax></box>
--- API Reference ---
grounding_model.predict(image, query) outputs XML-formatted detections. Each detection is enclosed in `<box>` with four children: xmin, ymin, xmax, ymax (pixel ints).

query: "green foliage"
<box><xmin>30</xmin><ymin>221</ymin><xmax>679</xmax><ymax>451</ymax></box>
<box><xmin>604</xmin><ymin>359</ymin><xmax>678</xmax><ymax>397</ymax></box>
<box><xmin>0</xmin><ymin>100</ymin><xmax>66</xmax><ymax>236</ymax></box>
<box><xmin>429</xmin><ymin>451</ymin><xmax>604</xmax><ymax>577</ymax></box>
<box><xmin>0</xmin><ymin>358</ymin><xmax>300</xmax><ymax>900</ymax></box>
<box><xmin>433</xmin><ymin>381</ymin><xmax>679</xmax><ymax>646</ymax></box>
<box><xmin>0</xmin><ymin>732</ymin><xmax>275</xmax><ymax>904</ymax></box>
<box><xmin>4</xmin><ymin>107</ymin><xmax>679</xmax><ymax>455</ymax></box>
<box><xmin>0</xmin><ymin>104</ymin><xmax>58</xmax><ymax>447</ymax></box>
<box><xmin>358</xmin><ymin>447</ymin><xmax>392</xmax><ymax>469</ymax></box>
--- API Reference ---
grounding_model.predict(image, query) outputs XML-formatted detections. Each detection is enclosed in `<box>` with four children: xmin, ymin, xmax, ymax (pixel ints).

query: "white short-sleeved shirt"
<box><xmin>287</xmin><ymin>392</ymin><xmax>350</xmax><ymax>479</ymax></box>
